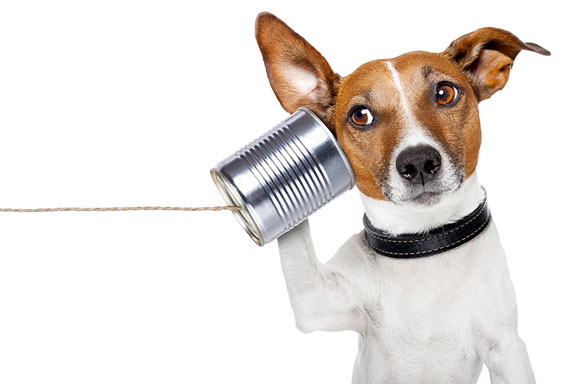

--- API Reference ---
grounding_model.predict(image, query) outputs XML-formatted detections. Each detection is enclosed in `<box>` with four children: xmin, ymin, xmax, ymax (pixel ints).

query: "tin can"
<box><xmin>211</xmin><ymin>107</ymin><xmax>355</xmax><ymax>246</ymax></box>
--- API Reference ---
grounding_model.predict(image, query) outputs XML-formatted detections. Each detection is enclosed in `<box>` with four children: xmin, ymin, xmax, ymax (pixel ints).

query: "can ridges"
<box><xmin>212</xmin><ymin>108</ymin><xmax>355</xmax><ymax>245</ymax></box>
<box><xmin>271</xmin><ymin>128</ymin><xmax>322</xmax><ymax>215</ymax></box>
<box><xmin>261</xmin><ymin>131</ymin><xmax>311</xmax><ymax>221</ymax></box>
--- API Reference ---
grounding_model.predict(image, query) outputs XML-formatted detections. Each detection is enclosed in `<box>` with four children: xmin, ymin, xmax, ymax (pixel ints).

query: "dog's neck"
<box><xmin>360</xmin><ymin>173</ymin><xmax>485</xmax><ymax>235</ymax></box>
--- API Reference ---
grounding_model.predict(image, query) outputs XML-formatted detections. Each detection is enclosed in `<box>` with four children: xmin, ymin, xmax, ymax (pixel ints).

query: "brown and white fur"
<box><xmin>255</xmin><ymin>12</ymin><xmax>549</xmax><ymax>384</ymax></box>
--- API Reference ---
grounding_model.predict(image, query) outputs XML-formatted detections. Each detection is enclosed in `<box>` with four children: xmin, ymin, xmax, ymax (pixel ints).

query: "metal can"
<box><xmin>211</xmin><ymin>107</ymin><xmax>355</xmax><ymax>246</ymax></box>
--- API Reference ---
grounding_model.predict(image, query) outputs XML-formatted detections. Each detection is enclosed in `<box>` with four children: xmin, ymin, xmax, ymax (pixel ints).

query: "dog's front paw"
<box><xmin>279</xmin><ymin>219</ymin><xmax>310</xmax><ymax>243</ymax></box>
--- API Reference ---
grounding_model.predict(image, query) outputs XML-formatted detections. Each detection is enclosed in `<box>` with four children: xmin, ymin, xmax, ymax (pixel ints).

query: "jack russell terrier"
<box><xmin>255</xmin><ymin>12</ymin><xmax>549</xmax><ymax>384</ymax></box>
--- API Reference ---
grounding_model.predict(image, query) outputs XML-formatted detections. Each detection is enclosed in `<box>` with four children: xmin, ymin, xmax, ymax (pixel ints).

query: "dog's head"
<box><xmin>255</xmin><ymin>12</ymin><xmax>549</xmax><ymax>205</ymax></box>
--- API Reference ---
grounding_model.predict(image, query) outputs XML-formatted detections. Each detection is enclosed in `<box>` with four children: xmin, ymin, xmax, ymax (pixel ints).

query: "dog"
<box><xmin>255</xmin><ymin>12</ymin><xmax>549</xmax><ymax>384</ymax></box>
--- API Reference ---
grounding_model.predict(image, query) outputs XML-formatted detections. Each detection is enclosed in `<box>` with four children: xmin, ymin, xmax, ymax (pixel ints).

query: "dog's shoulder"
<box><xmin>326</xmin><ymin>230</ymin><xmax>378</xmax><ymax>281</ymax></box>
<box><xmin>333</xmin><ymin>230</ymin><xmax>374</xmax><ymax>260</ymax></box>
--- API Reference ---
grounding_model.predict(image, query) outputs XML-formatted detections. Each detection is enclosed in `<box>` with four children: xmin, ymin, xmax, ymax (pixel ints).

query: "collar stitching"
<box><xmin>365</xmin><ymin>202</ymin><xmax>487</xmax><ymax>243</ymax></box>
<box><xmin>367</xmin><ymin>212</ymin><xmax>490</xmax><ymax>256</ymax></box>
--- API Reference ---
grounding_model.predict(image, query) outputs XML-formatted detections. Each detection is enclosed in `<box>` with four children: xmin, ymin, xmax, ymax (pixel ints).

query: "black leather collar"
<box><xmin>363</xmin><ymin>198</ymin><xmax>491</xmax><ymax>259</ymax></box>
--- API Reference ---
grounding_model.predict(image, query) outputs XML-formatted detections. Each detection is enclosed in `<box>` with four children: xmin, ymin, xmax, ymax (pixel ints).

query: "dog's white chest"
<box><xmin>349</xmin><ymin>222</ymin><xmax>511</xmax><ymax>383</ymax></box>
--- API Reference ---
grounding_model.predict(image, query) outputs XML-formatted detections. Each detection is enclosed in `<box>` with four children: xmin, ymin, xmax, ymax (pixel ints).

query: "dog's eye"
<box><xmin>436</xmin><ymin>83</ymin><xmax>458</xmax><ymax>106</ymax></box>
<box><xmin>349</xmin><ymin>106</ymin><xmax>374</xmax><ymax>128</ymax></box>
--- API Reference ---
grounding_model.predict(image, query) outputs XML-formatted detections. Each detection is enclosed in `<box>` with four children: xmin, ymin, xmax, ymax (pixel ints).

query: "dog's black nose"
<box><xmin>396</xmin><ymin>145</ymin><xmax>442</xmax><ymax>185</ymax></box>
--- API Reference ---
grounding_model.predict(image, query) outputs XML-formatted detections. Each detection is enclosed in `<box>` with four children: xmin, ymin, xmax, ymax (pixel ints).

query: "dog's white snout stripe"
<box><xmin>383</xmin><ymin>60</ymin><xmax>432</xmax><ymax>148</ymax></box>
<box><xmin>385</xmin><ymin>61</ymin><xmax>418</xmax><ymax>128</ymax></box>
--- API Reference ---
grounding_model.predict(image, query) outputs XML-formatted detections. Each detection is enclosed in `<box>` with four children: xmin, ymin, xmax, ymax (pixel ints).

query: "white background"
<box><xmin>0</xmin><ymin>1</ymin><xmax>573</xmax><ymax>383</ymax></box>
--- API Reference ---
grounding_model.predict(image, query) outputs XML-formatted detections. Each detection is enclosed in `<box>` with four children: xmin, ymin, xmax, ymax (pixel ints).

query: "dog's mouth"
<box><xmin>393</xmin><ymin>187</ymin><xmax>450</xmax><ymax>205</ymax></box>
<box><xmin>409</xmin><ymin>190</ymin><xmax>444</xmax><ymax>205</ymax></box>
<box><xmin>382</xmin><ymin>173</ymin><xmax>464</xmax><ymax>205</ymax></box>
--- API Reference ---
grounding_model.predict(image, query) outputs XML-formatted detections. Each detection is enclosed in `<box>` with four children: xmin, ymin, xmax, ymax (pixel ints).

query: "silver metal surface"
<box><xmin>211</xmin><ymin>107</ymin><xmax>355</xmax><ymax>246</ymax></box>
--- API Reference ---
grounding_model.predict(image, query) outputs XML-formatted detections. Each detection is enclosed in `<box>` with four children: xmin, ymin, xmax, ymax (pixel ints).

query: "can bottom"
<box><xmin>210</xmin><ymin>168</ymin><xmax>265</xmax><ymax>246</ymax></box>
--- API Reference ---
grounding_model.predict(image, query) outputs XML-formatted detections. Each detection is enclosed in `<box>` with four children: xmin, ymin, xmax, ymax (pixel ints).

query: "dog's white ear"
<box><xmin>255</xmin><ymin>12</ymin><xmax>340</xmax><ymax>126</ymax></box>
<box><xmin>443</xmin><ymin>28</ymin><xmax>550</xmax><ymax>101</ymax></box>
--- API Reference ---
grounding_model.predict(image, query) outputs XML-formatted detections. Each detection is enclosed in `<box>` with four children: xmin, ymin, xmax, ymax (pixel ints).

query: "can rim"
<box><xmin>296</xmin><ymin>107</ymin><xmax>356</xmax><ymax>189</ymax></box>
<box><xmin>210</xmin><ymin>168</ymin><xmax>265</xmax><ymax>246</ymax></box>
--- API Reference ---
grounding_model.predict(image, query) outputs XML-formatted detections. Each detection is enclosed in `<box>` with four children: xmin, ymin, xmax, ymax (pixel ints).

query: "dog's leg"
<box><xmin>277</xmin><ymin>220</ymin><xmax>365</xmax><ymax>334</ymax></box>
<box><xmin>484</xmin><ymin>334</ymin><xmax>535</xmax><ymax>384</ymax></box>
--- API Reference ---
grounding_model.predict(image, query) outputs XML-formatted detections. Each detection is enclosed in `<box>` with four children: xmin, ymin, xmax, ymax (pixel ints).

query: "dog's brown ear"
<box><xmin>255</xmin><ymin>12</ymin><xmax>340</xmax><ymax>126</ymax></box>
<box><xmin>443</xmin><ymin>28</ymin><xmax>550</xmax><ymax>101</ymax></box>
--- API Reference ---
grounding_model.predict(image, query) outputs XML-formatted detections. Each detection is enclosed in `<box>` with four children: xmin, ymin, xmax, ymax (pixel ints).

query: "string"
<box><xmin>0</xmin><ymin>205</ymin><xmax>240</xmax><ymax>213</ymax></box>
